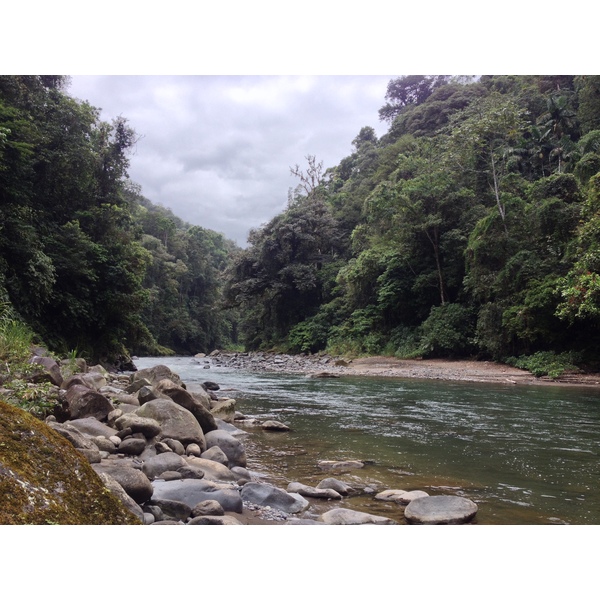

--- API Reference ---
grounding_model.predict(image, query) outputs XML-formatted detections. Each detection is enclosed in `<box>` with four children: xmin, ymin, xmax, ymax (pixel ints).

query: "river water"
<box><xmin>134</xmin><ymin>355</ymin><xmax>600</xmax><ymax>525</ymax></box>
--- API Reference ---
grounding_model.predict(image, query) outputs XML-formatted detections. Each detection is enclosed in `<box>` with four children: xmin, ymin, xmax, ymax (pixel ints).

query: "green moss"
<box><xmin>0</xmin><ymin>400</ymin><xmax>139</xmax><ymax>525</ymax></box>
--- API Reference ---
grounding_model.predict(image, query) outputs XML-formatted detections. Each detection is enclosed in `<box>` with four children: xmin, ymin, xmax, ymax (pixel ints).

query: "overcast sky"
<box><xmin>67</xmin><ymin>76</ymin><xmax>393</xmax><ymax>246</ymax></box>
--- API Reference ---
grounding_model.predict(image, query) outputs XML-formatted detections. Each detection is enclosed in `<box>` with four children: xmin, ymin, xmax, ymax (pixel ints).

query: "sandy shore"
<box><xmin>343</xmin><ymin>356</ymin><xmax>600</xmax><ymax>387</ymax></box>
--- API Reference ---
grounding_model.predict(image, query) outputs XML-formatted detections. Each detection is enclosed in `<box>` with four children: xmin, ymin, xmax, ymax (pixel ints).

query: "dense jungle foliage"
<box><xmin>0</xmin><ymin>76</ymin><xmax>236</xmax><ymax>364</ymax></box>
<box><xmin>224</xmin><ymin>75</ymin><xmax>600</xmax><ymax>372</ymax></box>
<box><xmin>3</xmin><ymin>75</ymin><xmax>600</xmax><ymax>375</ymax></box>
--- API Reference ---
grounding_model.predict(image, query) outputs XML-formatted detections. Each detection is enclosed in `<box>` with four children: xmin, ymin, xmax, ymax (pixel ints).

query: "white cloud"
<box><xmin>68</xmin><ymin>75</ymin><xmax>393</xmax><ymax>246</ymax></box>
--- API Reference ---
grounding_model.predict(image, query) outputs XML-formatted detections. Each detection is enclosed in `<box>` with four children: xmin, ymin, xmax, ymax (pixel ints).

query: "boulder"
<box><xmin>92</xmin><ymin>462</ymin><xmax>154</xmax><ymax>504</ymax></box>
<box><xmin>0</xmin><ymin>400</ymin><xmax>138</xmax><ymax>524</ymax></box>
<box><xmin>201</xmin><ymin>445</ymin><xmax>229</xmax><ymax>466</ymax></box>
<box><xmin>191</xmin><ymin>499</ymin><xmax>225</xmax><ymax>517</ymax></box>
<box><xmin>318</xmin><ymin>508</ymin><xmax>398</xmax><ymax>525</ymax></box>
<box><xmin>240</xmin><ymin>482</ymin><xmax>309</xmax><ymax>514</ymax></box>
<box><xmin>114</xmin><ymin>414</ymin><xmax>162</xmax><ymax>439</ymax></box>
<box><xmin>210</xmin><ymin>399</ymin><xmax>237</xmax><ymax>423</ymax></box>
<box><xmin>64</xmin><ymin>384</ymin><xmax>114</xmax><ymax>421</ymax></box>
<box><xmin>64</xmin><ymin>417</ymin><xmax>118</xmax><ymax>438</ymax></box>
<box><xmin>27</xmin><ymin>356</ymin><xmax>64</xmax><ymax>387</ymax></box>
<box><xmin>142</xmin><ymin>452</ymin><xmax>187</xmax><ymax>480</ymax></box>
<box><xmin>375</xmin><ymin>489</ymin><xmax>429</xmax><ymax>505</ymax></box>
<box><xmin>47</xmin><ymin>421</ymin><xmax>99</xmax><ymax>451</ymax></box>
<box><xmin>132</xmin><ymin>365</ymin><xmax>184</xmax><ymax>387</ymax></box>
<box><xmin>97</xmin><ymin>472</ymin><xmax>144</xmax><ymax>523</ymax></box>
<box><xmin>116</xmin><ymin>438</ymin><xmax>146</xmax><ymax>456</ymax></box>
<box><xmin>155</xmin><ymin>379</ymin><xmax>217</xmax><ymax>434</ymax></box>
<box><xmin>185</xmin><ymin>457</ymin><xmax>239</xmax><ymax>482</ymax></box>
<box><xmin>151</xmin><ymin>479</ymin><xmax>243</xmax><ymax>513</ymax></box>
<box><xmin>135</xmin><ymin>399</ymin><xmax>206</xmax><ymax>447</ymax></box>
<box><xmin>204</xmin><ymin>429</ymin><xmax>247</xmax><ymax>468</ymax></box>
<box><xmin>286</xmin><ymin>481</ymin><xmax>342</xmax><ymax>500</ymax></box>
<box><xmin>316</xmin><ymin>478</ymin><xmax>356</xmax><ymax>496</ymax></box>
<box><xmin>404</xmin><ymin>495</ymin><xmax>478</xmax><ymax>525</ymax></box>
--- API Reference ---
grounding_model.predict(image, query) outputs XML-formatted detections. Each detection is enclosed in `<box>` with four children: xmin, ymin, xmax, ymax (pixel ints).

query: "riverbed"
<box><xmin>134</xmin><ymin>355</ymin><xmax>600</xmax><ymax>525</ymax></box>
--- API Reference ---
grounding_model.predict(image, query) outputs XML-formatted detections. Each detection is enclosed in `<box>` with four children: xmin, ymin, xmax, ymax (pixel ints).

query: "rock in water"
<box><xmin>318</xmin><ymin>508</ymin><xmax>398</xmax><ymax>525</ymax></box>
<box><xmin>404</xmin><ymin>495</ymin><xmax>478</xmax><ymax>524</ymax></box>
<box><xmin>0</xmin><ymin>400</ymin><xmax>139</xmax><ymax>524</ymax></box>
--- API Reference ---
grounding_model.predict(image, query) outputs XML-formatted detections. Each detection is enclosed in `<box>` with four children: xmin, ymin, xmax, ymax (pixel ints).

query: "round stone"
<box><xmin>404</xmin><ymin>495</ymin><xmax>478</xmax><ymax>524</ymax></box>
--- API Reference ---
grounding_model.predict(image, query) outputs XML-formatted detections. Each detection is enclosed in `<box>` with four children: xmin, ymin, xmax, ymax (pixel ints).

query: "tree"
<box><xmin>378</xmin><ymin>76</ymin><xmax>451</xmax><ymax>123</ymax></box>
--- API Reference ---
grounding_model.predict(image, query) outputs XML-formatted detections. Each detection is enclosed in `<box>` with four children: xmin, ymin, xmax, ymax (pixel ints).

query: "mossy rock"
<box><xmin>0</xmin><ymin>400</ymin><xmax>139</xmax><ymax>524</ymax></box>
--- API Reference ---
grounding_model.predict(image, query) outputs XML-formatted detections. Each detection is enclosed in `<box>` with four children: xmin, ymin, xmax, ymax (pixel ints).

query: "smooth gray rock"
<box><xmin>204</xmin><ymin>429</ymin><xmax>247</xmax><ymax>468</ymax></box>
<box><xmin>404</xmin><ymin>495</ymin><xmax>478</xmax><ymax>524</ymax></box>
<box><xmin>177</xmin><ymin>465</ymin><xmax>205</xmax><ymax>480</ymax></box>
<box><xmin>93</xmin><ymin>463</ymin><xmax>153</xmax><ymax>504</ymax></box>
<box><xmin>240</xmin><ymin>482</ymin><xmax>309</xmax><ymax>514</ymax></box>
<box><xmin>132</xmin><ymin>365</ymin><xmax>184</xmax><ymax>387</ymax></box>
<box><xmin>65</xmin><ymin>417</ymin><xmax>118</xmax><ymax>438</ymax></box>
<box><xmin>155</xmin><ymin>379</ymin><xmax>217</xmax><ymax>434</ymax></box>
<box><xmin>47</xmin><ymin>421</ymin><xmax>98</xmax><ymax>450</ymax></box>
<box><xmin>164</xmin><ymin>438</ymin><xmax>185</xmax><ymax>455</ymax></box>
<box><xmin>316</xmin><ymin>478</ymin><xmax>356</xmax><ymax>495</ymax></box>
<box><xmin>185</xmin><ymin>457</ymin><xmax>238</xmax><ymax>482</ymax></box>
<box><xmin>114</xmin><ymin>414</ymin><xmax>162</xmax><ymax>438</ymax></box>
<box><xmin>142</xmin><ymin>452</ymin><xmax>187</xmax><ymax>480</ymax></box>
<box><xmin>152</xmin><ymin>479</ymin><xmax>243</xmax><ymax>513</ymax></box>
<box><xmin>64</xmin><ymin>385</ymin><xmax>114</xmax><ymax>421</ymax></box>
<box><xmin>191</xmin><ymin>499</ymin><xmax>225</xmax><ymax>517</ymax></box>
<box><xmin>135</xmin><ymin>399</ymin><xmax>205</xmax><ymax>447</ymax></box>
<box><xmin>210</xmin><ymin>399</ymin><xmax>237</xmax><ymax>423</ymax></box>
<box><xmin>287</xmin><ymin>481</ymin><xmax>342</xmax><ymax>500</ymax></box>
<box><xmin>201</xmin><ymin>445</ymin><xmax>229</xmax><ymax>466</ymax></box>
<box><xmin>375</xmin><ymin>489</ymin><xmax>429</xmax><ymax>505</ymax></box>
<box><xmin>318</xmin><ymin>508</ymin><xmax>398</xmax><ymax>525</ymax></box>
<box><xmin>116</xmin><ymin>438</ymin><xmax>146</xmax><ymax>456</ymax></box>
<box><xmin>149</xmin><ymin>498</ymin><xmax>191</xmax><ymax>521</ymax></box>
<box><xmin>97</xmin><ymin>472</ymin><xmax>145</xmax><ymax>523</ymax></box>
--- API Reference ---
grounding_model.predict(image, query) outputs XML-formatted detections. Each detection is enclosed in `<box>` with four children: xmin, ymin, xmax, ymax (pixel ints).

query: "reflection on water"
<box><xmin>135</xmin><ymin>356</ymin><xmax>600</xmax><ymax>524</ymax></box>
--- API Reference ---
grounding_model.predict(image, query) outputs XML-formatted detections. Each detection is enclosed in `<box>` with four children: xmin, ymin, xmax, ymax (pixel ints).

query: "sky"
<box><xmin>67</xmin><ymin>75</ymin><xmax>394</xmax><ymax>247</ymax></box>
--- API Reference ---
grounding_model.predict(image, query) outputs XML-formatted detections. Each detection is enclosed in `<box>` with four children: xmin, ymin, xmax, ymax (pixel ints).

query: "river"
<box><xmin>134</xmin><ymin>355</ymin><xmax>600</xmax><ymax>525</ymax></box>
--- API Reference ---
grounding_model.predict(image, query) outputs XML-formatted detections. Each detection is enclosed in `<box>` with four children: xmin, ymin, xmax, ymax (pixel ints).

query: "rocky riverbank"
<box><xmin>1</xmin><ymin>353</ymin><xmax>480</xmax><ymax>525</ymax></box>
<box><xmin>206</xmin><ymin>350</ymin><xmax>600</xmax><ymax>386</ymax></box>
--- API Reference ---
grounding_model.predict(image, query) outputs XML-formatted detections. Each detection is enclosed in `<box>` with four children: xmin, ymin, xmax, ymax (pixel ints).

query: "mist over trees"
<box><xmin>3</xmin><ymin>75</ymin><xmax>600</xmax><ymax>372</ymax></box>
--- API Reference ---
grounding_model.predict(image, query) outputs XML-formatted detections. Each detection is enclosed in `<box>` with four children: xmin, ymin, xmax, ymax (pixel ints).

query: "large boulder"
<box><xmin>404</xmin><ymin>495</ymin><xmax>478</xmax><ymax>524</ymax></box>
<box><xmin>151</xmin><ymin>479</ymin><xmax>243</xmax><ymax>513</ymax></box>
<box><xmin>62</xmin><ymin>417</ymin><xmax>118</xmax><ymax>439</ymax></box>
<box><xmin>132</xmin><ymin>365</ymin><xmax>184</xmax><ymax>387</ymax></box>
<box><xmin>0</xmin><ymin>400</ymin><xmax>138</xmax><ymax>524</ymax></box>
<box><xmin>92</xmin><ymin>462</ymin><xmax>154</xmax><ymax>504</ymax></box>
<box><xmin>142</xmin><ymin>452</ymin><xmax>188</xmax><ymax>480</ymax></box>
<box><xmin>204</xmin><ymin>429</ymin><xmax>247</xmax><ymax>468</ymax></box>
<box><xmin>27</xmin><ymin>355</ymin><xmax>64</xmax><ymax>387</ymax></box>
<box><xmin>155</xmin><ymin>379</ymin><xmax>217</xmax><ymax>434</ymax></box>
<box><xmin>240</xmin><ymin>482</ymin><xmax>309</xmax><ymax>514</ymax></box>
<box><xmin>63</xmin><ymin>384</ymin><xmax>114</xmax><ymax>421</ymax></box>
<box><xmin>135</xmin><ymin>399</ymin><xmax>205</xmax><ymax>447</ymax></box>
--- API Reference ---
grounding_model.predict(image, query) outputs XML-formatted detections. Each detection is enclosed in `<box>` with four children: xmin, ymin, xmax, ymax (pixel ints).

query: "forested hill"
<box><xmin>3</xmin><ymin>75</ymin><xmax>600</xmax><ymax>376</ymax></box>
<box><xmin>224</xmin><ymin>75</ymin><xmax>600</xmax><ymax>376</ymax></box>
<box><xmin>0</xmin><ymin>76</ymin><xmax>238</xmax><ymax>363</ymax></box>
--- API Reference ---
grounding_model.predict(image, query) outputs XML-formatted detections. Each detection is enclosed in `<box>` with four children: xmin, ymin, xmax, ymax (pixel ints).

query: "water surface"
<box><xmin>135</xmin><ymin>356</ymin><xmax>600</xmax><ymax>524</ymax></box>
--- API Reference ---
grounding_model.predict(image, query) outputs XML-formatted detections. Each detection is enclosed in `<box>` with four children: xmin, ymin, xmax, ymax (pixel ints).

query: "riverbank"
<box><xmin>208</xmin><ymin>351</ymin><xmax>600</xmax><ymax>387</ymax></box>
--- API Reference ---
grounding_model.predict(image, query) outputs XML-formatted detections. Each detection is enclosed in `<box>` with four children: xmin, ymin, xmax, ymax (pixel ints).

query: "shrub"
<box><xmin>506</xmin><ymin>351</ymin><xmax>582</xmax><ymax>379</ymax></box>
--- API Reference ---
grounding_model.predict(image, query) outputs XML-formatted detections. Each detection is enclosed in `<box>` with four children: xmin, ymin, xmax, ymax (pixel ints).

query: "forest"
<box><xmin>2</xmin><ymin>75</ymin><xmax>600</xmax><ymax>377</ymax></box>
